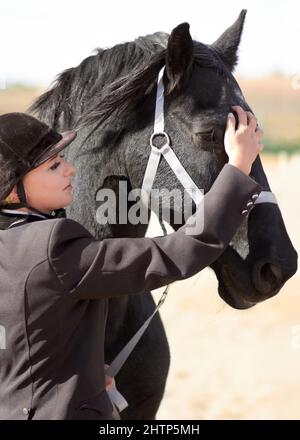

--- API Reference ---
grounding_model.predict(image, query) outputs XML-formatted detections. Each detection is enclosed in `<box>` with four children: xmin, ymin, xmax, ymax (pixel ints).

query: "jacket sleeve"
<box><xmin>48</xmin><ymin>164</ymin><xmax>261</xmax><ymax>299</ymax></box>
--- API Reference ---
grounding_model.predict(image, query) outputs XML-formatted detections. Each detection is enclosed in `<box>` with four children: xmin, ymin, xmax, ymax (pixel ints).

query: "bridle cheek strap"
<box><xmin>141</xmin><ymin>66</ymin><xmax>277</xmax><ymax>209</ymax></box>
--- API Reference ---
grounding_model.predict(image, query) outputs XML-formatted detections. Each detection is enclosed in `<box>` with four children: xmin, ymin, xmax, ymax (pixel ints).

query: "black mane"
<box><xmin>29</xmin><ymin>33</ymin><xmax>168</xmax><ymax>129</ymax></box>
<box><xmin>30</xmin><ymin>32</ymin><xmax>229</xmax><ymax>131</ymax></box>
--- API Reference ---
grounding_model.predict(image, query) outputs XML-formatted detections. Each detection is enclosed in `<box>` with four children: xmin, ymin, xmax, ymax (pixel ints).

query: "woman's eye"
<box><xmin>49</xmin><ymin>154</ymin><xmax>64</xmax><ymax>170</ymax></box>
<box><xmin>50</xmin><ymin>162</ymin><xmax>60</xmax><ymax>170</ymax></box>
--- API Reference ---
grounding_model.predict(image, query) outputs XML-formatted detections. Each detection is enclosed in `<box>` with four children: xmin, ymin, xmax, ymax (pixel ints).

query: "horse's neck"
<box><xmin>66</xmin><ymin>136</ymin><xmax>150</xmax><ymax>240</ymax></box>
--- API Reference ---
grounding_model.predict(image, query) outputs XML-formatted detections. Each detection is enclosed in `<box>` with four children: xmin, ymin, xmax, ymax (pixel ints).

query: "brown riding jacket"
<box><xmin>0</xmin><ymin>164</ymin><xmax>260</xmax><ymax>419</ymax></box>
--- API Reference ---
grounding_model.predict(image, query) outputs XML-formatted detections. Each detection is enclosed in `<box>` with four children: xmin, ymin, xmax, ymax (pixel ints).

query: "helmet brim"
<box><xmin>33</xmin><ymin>130</ymin><xmax>77</xmax><ymax>168</ymax></box>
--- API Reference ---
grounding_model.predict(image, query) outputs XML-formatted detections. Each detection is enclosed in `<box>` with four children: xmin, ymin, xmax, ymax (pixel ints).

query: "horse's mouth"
<box><xmin>218</xmin><ymin>265</ymin><xmax>257</xmax><ymax>310</ymax></box>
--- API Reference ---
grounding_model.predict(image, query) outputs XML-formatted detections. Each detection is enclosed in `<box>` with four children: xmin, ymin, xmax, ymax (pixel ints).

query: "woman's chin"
<box><xmin>62</xmin><ymin>194</ymin><xmax>73</xmax><ymax>206</ymax></box>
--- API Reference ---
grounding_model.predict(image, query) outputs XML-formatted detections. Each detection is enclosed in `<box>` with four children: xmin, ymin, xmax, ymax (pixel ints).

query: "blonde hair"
<box><xmin>4</xmin><ymin>195</ymin><xmax>13</xmax><ymax>204</ymax></box>
<box><xmin>0</xmin><ymin>192</ymin><xmax>15</xmax><ymax>207</ymax></box>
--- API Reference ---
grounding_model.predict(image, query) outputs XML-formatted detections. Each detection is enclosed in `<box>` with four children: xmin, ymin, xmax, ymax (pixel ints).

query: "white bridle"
<box><xmin>141</xmin><ymin>67</ymin><xmax>277</xmax><ymax>208</ymax></box>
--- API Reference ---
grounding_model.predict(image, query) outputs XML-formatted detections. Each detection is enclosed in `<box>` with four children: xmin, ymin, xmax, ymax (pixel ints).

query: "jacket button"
<box><xmin>241</xmin><ymin>209</ymin><xmax>248</xmax><ymax>216</ymax></box>
<box><xmin>251</xmin><ymin>193</ymin><xmax>259</xmax><ymax>200</ymax></box>
<box><xmin>246</xmin><ymin>201</ymin><xmax>254</xmax><ymax>208</ymax></box>
<box><xmin>22</xmin><ymin>407</ymin><xmax>29</xmax><ymax>415</ymax></box>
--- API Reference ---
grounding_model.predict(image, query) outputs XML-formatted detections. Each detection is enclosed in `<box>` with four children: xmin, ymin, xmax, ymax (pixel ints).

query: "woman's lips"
<box><xmin>64</xmin><ymin>184</ymin><xmax>72</xmax><ymax>190</ymax></box>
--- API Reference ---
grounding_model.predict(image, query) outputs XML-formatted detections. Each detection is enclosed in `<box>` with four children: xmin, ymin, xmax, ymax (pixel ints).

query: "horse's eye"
<box><xmin>192</xmin><ymin>130</ymin><xmax>216</xmax><ymax>147</ymax></box>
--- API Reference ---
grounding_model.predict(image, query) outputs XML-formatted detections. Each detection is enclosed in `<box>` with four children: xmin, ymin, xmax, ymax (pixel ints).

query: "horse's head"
<box><xmin>50</xmin><ymin>10</ymin><xmax>297</xmax><ymax>309</ymax></box>
<box><xmin>119</xmin><ymin>11</ymin><xmax>297</xmax><ymax>309</ymax></box>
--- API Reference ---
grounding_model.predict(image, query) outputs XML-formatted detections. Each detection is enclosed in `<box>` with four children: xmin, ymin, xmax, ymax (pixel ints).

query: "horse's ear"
<box><xmin>165</xmin><ymin>22</ymin><xmax>193</xmax><ymax>94</ymax></box>
<box><xmin>211</xmin><ymin>10</ymin><xmax>247</xmax><ymax>71</ymax></box>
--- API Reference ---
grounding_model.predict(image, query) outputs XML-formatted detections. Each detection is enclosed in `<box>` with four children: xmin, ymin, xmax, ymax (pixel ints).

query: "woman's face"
<box><xmin>20</xmin><ymin>153</ymin><xmax>77</xmax><ymax>213</ymax></box>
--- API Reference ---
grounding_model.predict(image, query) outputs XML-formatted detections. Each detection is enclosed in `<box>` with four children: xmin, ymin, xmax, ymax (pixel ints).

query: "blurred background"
<box><xmin>1</xmin><ymin>0</ymin><xmax>299</xmax><ymax>420</ymax></box>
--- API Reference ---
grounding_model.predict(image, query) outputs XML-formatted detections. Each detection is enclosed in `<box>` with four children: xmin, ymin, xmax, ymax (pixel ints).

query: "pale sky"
<box><xmin>0</xmin><ymin>0</ymin><xmax>300</xmax><ymax>86</ymax></box>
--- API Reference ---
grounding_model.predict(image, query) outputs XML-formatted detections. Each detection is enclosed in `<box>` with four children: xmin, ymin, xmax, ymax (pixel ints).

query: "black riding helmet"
<box><xmin>0</xmin><ymin>112</ymin><xmax>77</xmax><ymax>215</ymax></box>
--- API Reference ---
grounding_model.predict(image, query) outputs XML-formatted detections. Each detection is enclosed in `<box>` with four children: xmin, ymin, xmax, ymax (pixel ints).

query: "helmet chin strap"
<box><xmin>2</xmin><ymin>180</ymin><xmax>33</xmax><ymax>210</ymax></box>
<box><xmin>4</xmin><ymin>180</ymin><xmax>65</xmax><ymax>218</ymax></box>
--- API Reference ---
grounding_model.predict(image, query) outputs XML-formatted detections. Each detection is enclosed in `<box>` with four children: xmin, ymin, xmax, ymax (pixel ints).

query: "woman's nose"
<box><xmin>70</xmin><ymin>165</ymin><xmax>77</xmax><ymax>176</ymax></box>
<box><xmin>64</xmin><ymin>163</ymin><xmax>77</xmax><ymax>176</ymax></box>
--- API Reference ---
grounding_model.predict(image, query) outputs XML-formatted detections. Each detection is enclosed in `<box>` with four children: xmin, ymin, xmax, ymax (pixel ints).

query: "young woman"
<box><xmin>0</xmin><ymin>108</ymin><xmax>263</xmax><ymax>420</ymax></box>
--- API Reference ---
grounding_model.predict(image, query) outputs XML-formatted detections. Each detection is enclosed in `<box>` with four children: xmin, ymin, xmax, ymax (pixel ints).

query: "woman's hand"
<box><xmin>104</xmin><ymin>363</ymin><xmax>115</xmax><ymax>391</ymax></box>
<box><xmin>224</xmin><ymin>105</ymin><xmax>264</xmax><ymax>176</ymax></box>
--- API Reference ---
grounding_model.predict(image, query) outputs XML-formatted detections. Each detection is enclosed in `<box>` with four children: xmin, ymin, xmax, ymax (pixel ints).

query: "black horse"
<box><xmin>30</xmin><ymin>10</ymin><xmax>298</xmax><ymax>419</ymax></box>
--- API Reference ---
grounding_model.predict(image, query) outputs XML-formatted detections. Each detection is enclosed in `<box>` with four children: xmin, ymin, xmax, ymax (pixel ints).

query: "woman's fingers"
<box><xmin>225</xmin><ymin>106</ymin><xmax>265</xmax><ymax>175</ymax></box>
<box><xmin>226</xmin><ymin>112</ymin><xmax>236</xmax><ymax>133</ymax></box>
<box><xmin>246</xmin><ymin>111</ymin><xmax>258</xmax><ymax>131</ymax></box>
<box><xmin>105</xmin><ymin>375</ymin><xmax>115</xmax><ymax>390</ymax></box>
<box><xmin>255</xmin><ymin>127</ymin><xmax>264</xmax><ymax>142</ymax></box>
<box><xmin>232</xmin><ymin>107</ymin><xmax>260</xmax><ymax>133</ymax></box>
<box><xmin>258</xmin><ymin>143</ymin><xmax>265</xmax><ymax>153</ymax></box>
<box><xmin>231</xmin><ymin>105</ymin><xmax>248</xmax><ymax>129</ymax></box>
<box><xmin>104</xmin><ymin>363</ymin><xmax>115</xmax><ymax>390</ymax></box>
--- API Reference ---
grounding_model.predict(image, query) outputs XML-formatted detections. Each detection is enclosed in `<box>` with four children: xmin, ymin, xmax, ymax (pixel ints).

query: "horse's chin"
<box><xmin>217</xmin><ymin>266</ymin><xmax>257</xmax><ymax>310</ymax></box>
<box><xmin>218</xmin><ymin>281</ymin><xmax>257</xmax><ymax>310</ymax></box>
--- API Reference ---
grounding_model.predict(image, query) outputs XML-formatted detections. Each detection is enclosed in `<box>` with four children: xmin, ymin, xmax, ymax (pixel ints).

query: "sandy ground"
<box><xmin>147</xmin><ymin>154</ymin><xmax>300</xmax><ymax>420</ymax></box>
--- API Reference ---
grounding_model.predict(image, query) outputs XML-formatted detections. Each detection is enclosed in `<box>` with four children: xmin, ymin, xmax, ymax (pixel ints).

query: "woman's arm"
<box><xmin>48</xmin><ymin>163</ymin><xmax>260</xmax><ymax>299</ymax></box>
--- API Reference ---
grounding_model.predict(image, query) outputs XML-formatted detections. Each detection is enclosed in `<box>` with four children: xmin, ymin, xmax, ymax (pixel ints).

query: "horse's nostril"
<box><xmin>253</xmin><ymin>261</ymin><xmax>283</xmax><ymax>295</ymax></box>
<box><xmin>264</xmin><ymin>263</ymin><xmax>282</xmax><ymax>281</ymax></box>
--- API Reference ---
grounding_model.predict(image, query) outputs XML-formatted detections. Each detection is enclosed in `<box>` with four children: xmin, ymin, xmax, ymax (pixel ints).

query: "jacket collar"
<box><xmin>0</xmin><ymin>209</ymin><xmax>55</xmax><ymax>230</ymax></box>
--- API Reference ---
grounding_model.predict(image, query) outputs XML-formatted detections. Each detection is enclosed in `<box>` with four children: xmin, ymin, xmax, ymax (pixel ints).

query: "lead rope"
<box><xmin>106</xmin><ymin>177</ymin><xmax>170</xmax><ymax>417</ymax></box>
<box><xmin>106</xmin><ymin>282</ymin><xmax>170</xmax><ymax>413</ymax></box>
<box><xmin>106</xmin><ymin>221</ymin><xmax>170</xmax><ymax>416</ymax></box>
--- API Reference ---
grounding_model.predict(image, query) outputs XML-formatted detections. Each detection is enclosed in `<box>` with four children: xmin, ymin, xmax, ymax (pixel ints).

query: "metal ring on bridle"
<box><xmin>150</xmin><ymin>131</ymin><xmax>170</xmax><ymax>149</ymax></box>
